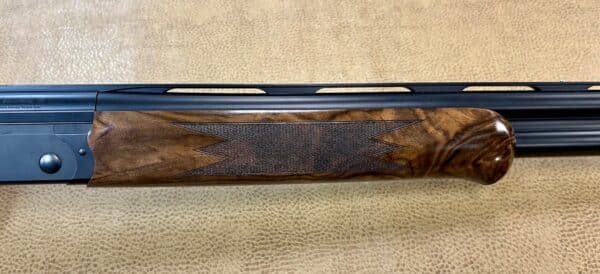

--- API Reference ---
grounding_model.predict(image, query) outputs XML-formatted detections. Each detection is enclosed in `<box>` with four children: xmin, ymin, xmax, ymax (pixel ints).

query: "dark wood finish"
<box><xmin>88</xmin><ymin>108</ymin><xmax>515</xmax><ymax>186</ymax></box>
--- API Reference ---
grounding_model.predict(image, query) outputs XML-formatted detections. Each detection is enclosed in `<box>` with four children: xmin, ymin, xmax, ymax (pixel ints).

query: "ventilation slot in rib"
<box><xmin>168</xmin><ymin>88</ymin><xmax>265</xmax><ymax>94</ymax></box>
<box><xmin>462</xmin><ymin>85</ymin><xmax>535</xmax><ymax>92</ymax></box>
<box><xmin>588</xmin><ymin>86</ymin><xmax>600</xmax><ymax>91</ymax></box>
<box><xmin>317</xmin><ymin>86</ymin><xmax>411</xmax><ymax>93</ymax></box>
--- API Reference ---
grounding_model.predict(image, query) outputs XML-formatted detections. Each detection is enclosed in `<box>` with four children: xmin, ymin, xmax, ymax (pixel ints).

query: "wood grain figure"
<box><xmin>88</xmin><ymin>108</ymin><xmax>515</xmax><ymax>186</ymax></box>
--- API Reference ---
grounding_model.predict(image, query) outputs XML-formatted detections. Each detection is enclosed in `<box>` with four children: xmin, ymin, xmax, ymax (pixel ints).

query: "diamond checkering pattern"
<box><xmin>178</xmin><ymin>120</ymin><xmax>418</xmax><ymax>177</ymax></box>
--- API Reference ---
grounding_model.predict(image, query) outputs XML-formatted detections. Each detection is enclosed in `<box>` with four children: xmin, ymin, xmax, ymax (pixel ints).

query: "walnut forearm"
<box><xmin>87</xmin><ymin>108</ymin><xmax>515</xmax><ymax>186</ymax></box>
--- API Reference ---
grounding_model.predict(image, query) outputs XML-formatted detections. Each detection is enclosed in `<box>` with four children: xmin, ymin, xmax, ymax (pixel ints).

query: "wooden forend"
<box><xmin>88</xmin><ymin>108</ymin><xmax>515</xmax><ymax>186</ymax></box>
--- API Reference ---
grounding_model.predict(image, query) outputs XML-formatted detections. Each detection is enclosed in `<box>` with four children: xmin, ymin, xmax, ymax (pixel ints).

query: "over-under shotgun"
<box><xmin>1</xmin><ymin>82</ymin><xmax>599</xmax><ymax>185</ymax></box>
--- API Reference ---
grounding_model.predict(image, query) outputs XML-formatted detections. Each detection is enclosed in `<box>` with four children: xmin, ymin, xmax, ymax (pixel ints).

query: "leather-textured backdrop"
<box><xmin>1</xmin><ymin>1</ymin><xmax>600</xmax><ymax>272</ymax></box>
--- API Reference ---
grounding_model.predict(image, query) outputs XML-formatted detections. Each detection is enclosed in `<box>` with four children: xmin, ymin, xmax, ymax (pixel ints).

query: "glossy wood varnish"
<box><xmin>88</xmin><ymin>108</ymin><xmax>515</xmax><ymax>186</ymax></box>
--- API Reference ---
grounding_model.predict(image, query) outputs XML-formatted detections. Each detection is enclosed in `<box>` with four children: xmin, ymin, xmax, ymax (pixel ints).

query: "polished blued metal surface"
<box><xmin>1</xmin><ymin>82</ymin><xmax>600</xmax><ymax>182</ymax></box>
<box><xmin>0</xmin><ymin>124</ymin><xmax>94</xmax><ymax>182</ymax></box>
<box><xmin>39</xmin><ymin>153</ymin><xmax>62</xmax><ymax>174</ymax></box>
<box><xmin>0</xmin><ymin>86</ymin><xmax>96</xmax><ymax>182</ymax></box>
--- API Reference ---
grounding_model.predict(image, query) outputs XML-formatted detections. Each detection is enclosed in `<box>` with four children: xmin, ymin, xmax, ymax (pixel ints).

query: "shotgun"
<box><xmin>1</xmin><ymin>82</ymin><xmax>599</xmax><ymax>186</ymax></box>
